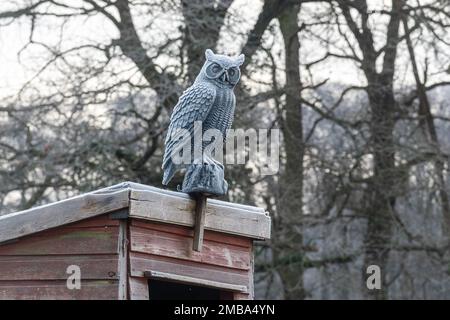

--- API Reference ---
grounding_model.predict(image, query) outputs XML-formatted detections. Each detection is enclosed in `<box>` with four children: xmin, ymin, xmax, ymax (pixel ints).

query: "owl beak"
<box><xmin>220</xmin><ymin>71</ymin><xmax>229</xmax><ymax>83</ymax></box>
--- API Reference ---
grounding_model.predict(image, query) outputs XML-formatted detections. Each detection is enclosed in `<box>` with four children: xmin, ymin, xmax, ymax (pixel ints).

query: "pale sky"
<box><xmin>0</xmin><ymin>0</ymin><xmax>368</xmax><ymax>100</ymax></box>
<box><xmin>0</xmin><ymin>0</ymin><xmax>448</xmax><ymax>101</ymax></box>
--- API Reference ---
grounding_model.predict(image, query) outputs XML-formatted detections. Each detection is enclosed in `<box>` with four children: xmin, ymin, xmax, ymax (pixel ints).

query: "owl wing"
<box><xmin>162</xmin><ymin>83</ymin><xmax>215</xmax><ymax>185</ymax></box>
<box><xmin>224</xmin><ymin>93</ymin><xmax>236</xmax><ymax>141</ymax></box>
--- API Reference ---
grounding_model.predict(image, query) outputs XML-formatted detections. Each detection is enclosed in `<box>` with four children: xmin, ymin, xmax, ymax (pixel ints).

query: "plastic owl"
<box><xmin>162</xmin><ymin>49</ymin><xmax>244</xmax><ymax>195</ymax></box>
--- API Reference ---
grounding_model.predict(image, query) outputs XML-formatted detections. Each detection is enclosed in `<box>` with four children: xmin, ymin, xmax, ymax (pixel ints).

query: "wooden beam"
<box><xmin>125</xmin><ymin>181</ymin><xmax>266</xmax><ymax>213</ymax></box>
<box><xmin>128</xmin><ymin>276</ymin><xmax>149</xmax><ymax>300</ymax></box>
<box><xmin>117</xmin><ymin>219</ymin><xmax>129</xmax><ymax>300</ymax></box>
<box><xmin>193</xmin><ymin>195</ymin><xmax>207</xmax><ymax>251</ymax></box>
<box><xmin>0</xmin><ymin>189</ymin><xmax>129</xmax><ymax>244</ymax></box>
<box><xmin>129</xmin><ymin>223</ymin><xmax>251</xmax><ymax>270</ymax></box>
<box><xmin>129</xmin><ymin>189</ymin><xmax>271</xmax><ymax>240</ymax></box>
<box><xmin>143</xmin><ymin>270</ymin><xmax>248</xmax><ymax>293</ymax></box>
<box><xmin>130</xmin><ymin>252</ymin><xmax>249</xmax><ymax>286</ymax></box>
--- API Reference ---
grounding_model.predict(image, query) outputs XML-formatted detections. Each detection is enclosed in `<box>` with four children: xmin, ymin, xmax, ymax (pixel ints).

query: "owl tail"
<box><xmin>162</xmin><ymin>163</ymin><xmax>176</xmax><ymax>185</ymax></box>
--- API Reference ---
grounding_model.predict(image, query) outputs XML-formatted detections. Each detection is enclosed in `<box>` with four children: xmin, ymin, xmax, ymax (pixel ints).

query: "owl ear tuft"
<box><xmin>205</xmin><ymin>49</ymin><xmax>214</xmax><ymax>61</ymax></box>
<box><xmin>236</xmin><ymin>53</ymin><xmax>245</xmax><ymax>66</ymax></box>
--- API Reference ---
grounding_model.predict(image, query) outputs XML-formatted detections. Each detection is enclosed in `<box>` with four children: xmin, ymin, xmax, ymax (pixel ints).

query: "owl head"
<box><xmin>197</xmin><ymin>49</ymin><xmax>245</xmax><ymax>88</ymax></box>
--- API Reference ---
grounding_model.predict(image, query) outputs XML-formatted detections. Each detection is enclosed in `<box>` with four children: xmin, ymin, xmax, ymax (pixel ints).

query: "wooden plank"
<box><xmin>117</xmin><ymin>220</ymin><xmax>128</xmax><ymax>300</ymax></box>
<box><xmin>0</xmin><ymin>189</ymin><xmax>129</xmax><ymax>243</ymax></box>
<box><xmin>248</xmin><ymin>244</ymin><xmax>255</xmax><ymax>299</ymax></box>
<box><xmin>126</xmin><ymin>181</ymin><xmax>266</xmax><ymax>213</ymax></box>
<box><xmin>193</xmin><ymin>195</ymin><xmax>207</xmax><ymax>251</ymax></box>
<box><xmin>130</xmin><ymin>188</ymin><xmax>266</xmax><ymax>214</ymax></box>
<box><xmin>129</xmin><ymin>277</ymin><xmax>149</xmax><ymax>300</ymax></box>
<box><xmin>130</xmin><ymin>225</ymin><xmax>250</xmax><ymax>270</ymax></box>
<box><xmin>0</xmin><ymin>255</ymin><xmax>119</xmax><ymax>281</ymax></box>
<box><xmin>61</xmin><ymin>215</ymin><xmax>120</xmax><ymax>228</ymax></box>
<box><xmin>0</xmin><ymin>280</ymin><xmax>118</xmax><ymax>300</ymax></box>
<box><xmin>131</xmin><ymin>219</ymin><xmax>252</xmax><ymax>248</ymax></box>
<box><xmin>130</xmin><ymin>252</ymin><xmax>249</xmax><ymax>287</ymax></box>
<box><xmin>129</xmin><ymin>190</ymin><xmax>271</xmax><ymax>239</ymax></box>
<box><xmin>144</xmin><ymin>270</ymin><xmax>248</xmax><ymax>293</ymax></box>
<box><xmin>0</xmin><ymin>226</ymin><xmax>119</xmax><ymax>255</ymax></box>
<box><xmin>233</xmin><ymin>292</ymin><xmax>251</xmax><ymax>300</ymax></box>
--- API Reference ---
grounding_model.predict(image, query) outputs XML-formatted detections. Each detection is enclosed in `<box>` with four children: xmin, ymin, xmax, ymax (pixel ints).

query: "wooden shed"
<box><xmin>0</xmin><ymin>182</ymin><xmax>271</xmax><ymax>300</ymax></box>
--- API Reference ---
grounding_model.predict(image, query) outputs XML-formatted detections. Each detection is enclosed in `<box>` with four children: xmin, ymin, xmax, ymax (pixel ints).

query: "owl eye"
<box><xmin>212</xmin><ymin>64</ymin><xmax>221</xmax><ymax>73</ymax></box>
<box><xmin>206</xmin><ymin>63</ymin><xmax>223</xmax><ymax>79</ymax></box>
<box><xmin>228</xmin><ymin>67</ymin><xmax>240</xmax><ymax>83</ymax></box>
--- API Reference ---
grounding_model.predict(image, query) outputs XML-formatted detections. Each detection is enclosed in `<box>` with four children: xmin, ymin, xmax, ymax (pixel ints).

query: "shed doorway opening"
<box><xmin>148</xmin><ymin>279</ymin><xmax>221</xmax><ymax>300</ymax></box>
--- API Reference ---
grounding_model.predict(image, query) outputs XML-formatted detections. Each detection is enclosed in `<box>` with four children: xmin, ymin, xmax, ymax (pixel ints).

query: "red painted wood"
<box><xmin>131</xmin><ymin>219</ymin><xmax>252</xmax><ymax>248</ymax></box>
<box><xmin>128</xmin><ymin>218</ymin><xmax>254</xmax><ymax>300</ymax></box>
<box><xmin>130</xmin><ymin>225</ymin><xmax>250</xmax><ymax>270</ymax></box>
<box><xmin>0</xmin><ymin>214</ymin><xmax>121</xmax><ymax>299</ymax></box>
<box><xmin>0</xmin><ymin>255</ymin><xmax>119</xmax><ymax>281</ymax></box>
<box><xmin>0</xmin><ymin>213</ymin><xmax>256</xmax><ymax>300</ymax></box>
<box><xmin>0</xmin><ymin>280</ymin><xmax>118</xmax><ymax>300</ymax></box>
<box><xmin>130</xmin><ymin>252</ymin><xmax>249</xmax><ymax>287</ymax></box>
<box><xmin>0</xmin><ymin>226</ymin><xmax>119</xmax><ymax>255</ymax></box>
<box><xmin>233</xmin><ymin>292</ymin><xmax>251</xmax><ymax>300</ymax></box>
<box><xmin>129</xmin><ymin>276</ymin><xmax>149</xmax><ymax>300</ymax></box>
<box><xmin>62</xmin><ymin>215</ymin><xmax>119</xmax><ymax>228</ymax></box>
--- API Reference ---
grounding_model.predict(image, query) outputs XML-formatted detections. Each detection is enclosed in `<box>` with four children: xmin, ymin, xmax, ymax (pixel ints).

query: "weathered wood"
<box><xmin>0</xmin><ymin>182</ymin><xmax>269</xmax><ymax>244</ymax></box>
<box><xmin>0</xmin><ymin>182</ymin><xmax>266</xmax><ymax>301</ymax></box>
<box><xmin>129</xmin><ymin>276</ymin><xmax>149</xmax><ymax>300</ymax></box>
<box><xmin>248</xmin><ymin>244</ymin><xmax>255</xmax><ymax>299</ymax></box>
<box><xmin>0</xmin><ymin>226</ymin><xmax>119</xmax><ymax>255</ymax></box>
<box><xmin>0</xmin><ymin>280</ymin><xmax>118</xmax><ymax>300</ymax></box>
<box><xmin>131</xmin><ymin>219</ymin><xmax>252</xmax><ymax>248</ymax></box>
<box><xmin>130</xmin><ymin>225</ymin><xmax>250</xmax><ymax>270</ymax></box>
<box><xmin>61</xmin><ymin>215</ymin><xmax>120</xmax><ymax>228</ymax></box>
<box><xmin>130</xmin><ymin>187</ymin><xmax>266</xmax><ymax>213</ymax></box>
<box><xmin>0</xmin><ymin>213</ymin><xmax>122</xmax><ymax>299</ymax></box>
<box><xmin>233</xmin><ymin>292</ymin><xmax>251</xmax><ymax>300</ymax></box>
<box><xmin>117</xmin><ymin>220</ymin><xmax>128</xmax><ymax>300</ymax></box>
<box><xmin>0</xmin><ymin>189</ymin><xmax>129</xmax><ymax>243</ymax></box>
<box><xmin>130</xmin><ymin>252</ymin><xmax>249</xmax><ymax>287</ymax></box>
<box><xmin>109</xmin><ymin>208</ymin><xmax>129</xmax><ymax>220</ymax></box>
<box><xmin>129</xmin><ymin>189</ymin><xmax>271</xmax><ymax>239</ymax></box>
<box><xmin>193</xmin><ymin>195</ymin><xmax>207</xmax><ymax>252</ymax></box>
<box><xmin>144</xmin><ymin>270</ymin><xmax>248</xmax><ymax>293</ymax></box>
<box><xmin>123</xmin><ymin>181</ymin><xmax>265</xmax><ymax>213</ymax></box>
<box><xmin>0</xmin><ymin>255</ymin><xmax>119</xmax><ymax>281</ymax></box>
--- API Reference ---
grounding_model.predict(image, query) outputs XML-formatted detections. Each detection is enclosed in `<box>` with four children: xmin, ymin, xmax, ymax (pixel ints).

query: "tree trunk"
<box><xmin>276</xmin><ymin>4</ymin><xmax>305</xmax><ymax>300</ymax></box>
<box><xmin>362</xmin><ymin>0</ymin><xmax>402</xmax><ymax>299</ymax></box>
<box><xmin>181</xmin><ymin>0</ymin><xmax>232</xmax><ymax>83</ymax></box>
<box><xmin>336</xmin><ymin>0</ymin><xmax>402</xmax><ymax>299</ymax></box>
<box><xmin>363</xmin><ymin>84</ymin><xmax>397</xmax><ymax>300</ymax></box>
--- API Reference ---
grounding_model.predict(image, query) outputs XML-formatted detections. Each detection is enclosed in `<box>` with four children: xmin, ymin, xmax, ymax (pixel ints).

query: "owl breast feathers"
<box><xmin>162</xmin><ymin>49</ymin><xmax>244</xmax><ymax>185</ymax></box>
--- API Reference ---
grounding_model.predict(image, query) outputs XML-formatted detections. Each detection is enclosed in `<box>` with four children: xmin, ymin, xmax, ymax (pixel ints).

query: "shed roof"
<box><xmin>0</xmin><ymin>182</ymin><xmax>271</xmax><ymax>244</ymax></box>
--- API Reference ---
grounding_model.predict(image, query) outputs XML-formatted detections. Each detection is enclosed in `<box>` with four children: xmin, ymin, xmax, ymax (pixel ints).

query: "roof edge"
<box><xmin>0</xmin><ymin>181</ymin><xmax>271</xmax><ymax>244</ymax></box>
<box><xmin>0</xmin><ymin>188</ymin><xmax>130</xmax><ymax>244</ymax></box>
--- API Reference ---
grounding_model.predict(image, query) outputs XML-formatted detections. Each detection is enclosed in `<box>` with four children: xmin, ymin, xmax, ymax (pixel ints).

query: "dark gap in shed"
<box><xmin>148</xmin><ymin>279</ymin><xmax>221</xmax><ymax>300</ymax></box>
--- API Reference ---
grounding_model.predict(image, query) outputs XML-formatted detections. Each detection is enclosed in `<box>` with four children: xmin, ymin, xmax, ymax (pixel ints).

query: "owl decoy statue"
<box><xmin>162</xmin><ymin>49</ymin><xmax>245</xmax><ymax>196</ymax></box>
